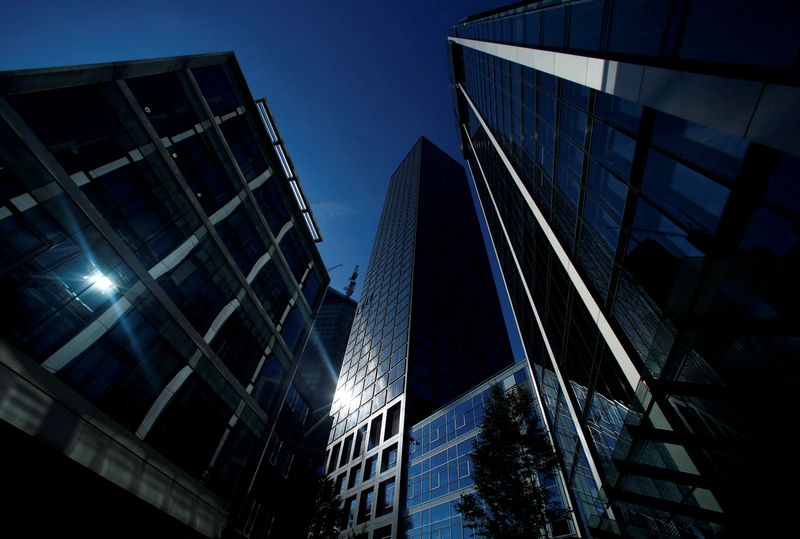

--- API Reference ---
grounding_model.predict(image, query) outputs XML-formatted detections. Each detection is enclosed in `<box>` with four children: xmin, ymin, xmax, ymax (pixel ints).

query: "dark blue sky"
<box><xmin>0</xmin><ymin>0</ymin><xmax>524</xmax><ymax>358</ymax></box>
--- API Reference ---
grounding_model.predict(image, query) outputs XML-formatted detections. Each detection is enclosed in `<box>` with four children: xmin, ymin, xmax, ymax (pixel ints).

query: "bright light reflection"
<box><xmin>86</xmin><ymin>271</ymin><xmax>114</xmax><ymax>292</ymax></box>
<box><xmin>336</xmin><ymin>387</ymin><xmax>355</xmax><ymax>411</ymax></box>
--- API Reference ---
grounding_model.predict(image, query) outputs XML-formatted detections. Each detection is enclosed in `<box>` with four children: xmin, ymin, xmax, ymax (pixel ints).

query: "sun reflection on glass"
<box><xmin>86</xmin><ymin>271</ymin><xmax>115</xmax><ymax>292</ymax></box>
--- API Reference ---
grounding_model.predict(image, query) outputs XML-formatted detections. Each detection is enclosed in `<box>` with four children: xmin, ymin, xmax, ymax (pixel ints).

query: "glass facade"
<box><xmin>405</xmin><ymin>363</ymin><xmax>576</xmax><ymax>539</ymax></box>
<box><xmin>0</xmin><ymin>53</ymin><xmax>328</xmax><ymax>538</ymax></box>
<box><xmin>450</xmin><ymin>2</ymin><xmax>800</xmax><ymax>537</ymax></box>
<box><xmin>326</xmin><ymin>138</ymin><xmax>514</xmax><ymax>538</ymax></box>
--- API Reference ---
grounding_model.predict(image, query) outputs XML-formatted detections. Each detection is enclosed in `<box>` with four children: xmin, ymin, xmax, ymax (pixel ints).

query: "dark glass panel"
<box><xmin>156</xmin><ymin>235</ymin><xmax>236</xmax><ymax>335</ymax></box>
<box><xmin>251</xmin><ymin>175</ymin><xmax>291</xmax><ymax>237</ymax></box>
<box><xmin>543</xmin><ymin>6</ymin><xmax>565</xmax><ymax>47</ymax></box>
<box><xmin>568</xmin><ymin>0</ymin><xmax>603</xmax><ymax>50</ymax></box>
<box><xmin>210</xmin><ymin>304</ymin><xmax>268</xmax><ymax>385</ymax></box>
<box><xmin>171</xmin><ymin>134</ymin><xmax>237</xmax><ymax>215</ymax></box>
<box><xmin>608</xmin><ymin>0</ymin><xmax>669</xmax><ymax>56</ymax></box>
<box><xmin>680</xmin><ymin>0</ymin><xmax>800</xmax><ymax>67</ymax></box>
<box><xmin>652</xmin><ymin>113</ymin><xmax>748</xmax><ymax>182</ymax></box>
<box><xmin>250</xmin><ymin>254</ymin><xmax>292</xmax><ymax>324</ymax></box>
<box><xmin>587</xmin><ymin>162</ymin><xmax>627</xmax><ymax>221</ymax></box>
<box><xmin>191</xmin><ymin>63</ymin><xmax>241</xmax><ymax>116</ymax></box>
<box><xmin>218</xmin><ymin>114</ymin><xmax>269</xmax><ymax>181</ymax></box>
<box><xmin>642</xmin><ymin>150</ymin><xmax>730</xmax><ymax>234</ymax></box>
<box><xmin>559</xmin><ymin>102</ymin><xmax>587</xmax><ymax>143</ymax></box>
<box><xmin>594</xmin><ymin>92</ymin><xmax>642</xmax><ymax>135</ymax></box>
<box><xmin>60</xmin><ymin>307</ymin><xmax>185</xmax><ymax>429</ymax></box>
<box><xmin>9</xmin><ymin>83</ymin><xmax>141</xmax><ymax>175</ymax></box>
<box><xmin>145</xmin><ymin>374</ymin><xmax>231</xmax><ymax>478</ymax></box>
<box><xmin>214</xmin><ymin>201</ymin><xmax>267</xmax><ymax>275</ymax></box>
<box><xmin>279</xmin><ymin>226</ymin><xmax>310</xmax><ymax>283</ymax></box>
<box><xmin>126</xmin><ymin>72</ymin><xmax>198</xmax><ymax>138</ymax></box>
<box><xmin>591</xmin><ymin>122</ymin><xmax>636</xmax><ymax>179</ymax></box>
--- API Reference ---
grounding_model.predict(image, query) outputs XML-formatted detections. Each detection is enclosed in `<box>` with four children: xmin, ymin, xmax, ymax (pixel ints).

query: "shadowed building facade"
<box><xmin>449</xmin><ymin>2</ymin><xmax>800</xmax><ymax>537</ymax></box>
<box><xmin>325</xmin><ymin>137</ymin><xmax>514</xmax><ymax>539</ymax></box>
<box><xmin>0</xmin><ymin>53</ymin><xmax>331</xmax><ymax>538</ymax></box>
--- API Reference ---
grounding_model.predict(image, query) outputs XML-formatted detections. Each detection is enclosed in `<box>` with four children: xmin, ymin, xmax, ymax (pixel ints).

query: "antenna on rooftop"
<box><xmin>344</xmin><ymin>265</ymin><xmax>359</xmax><ymax>298</ymax></box>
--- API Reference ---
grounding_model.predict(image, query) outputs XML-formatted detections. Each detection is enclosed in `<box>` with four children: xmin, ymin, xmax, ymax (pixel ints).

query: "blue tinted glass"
<box><xmin>642</xmin><ymin>150</ymin><xmax>730</xmax><ymax>233</ymax></box>
<box><xmin>630</xmin><ymin>199</ymin><xmax>703</xmax><ymax>257</ymax></box>
<box><xmin>584</xmin><ymin>198</ymin><xmax>620</xmax><ymax>251</ymax></box>
<box><xmin>538</xmin><ymin>92</ymin><xmax>556</xmax><ymax>124</ymax></box>
<box><xmin>741</xmin><ymin>207</ymin><xmax>799</xmax><ymax>256</ymax></box>
<box><xmin>561</xmin><ymin>79</ymin><xmax>590</xmax><ymax>110</ymax></box>
<box><xmin>540</xmin><ymin>120</ymin><xmax>556</xmax><ymax>153</ymax></box>
<box><xmin>557</xmin><ymin>168</ymin><xmax>581</xmax><ymax>206</ymax></box>
<box><xmin>569</xmin><ymin>0</ymin><xmax>603</xmax><ymax>50</ymax></box>
<box><xmin>524</xmin><ymin>12</ymin><xmax>541</xmax><ymax>46</ymax></box>
<box><xmin>558</xmin><ymin>139</ymin><xmax>584</xmax><ymax>178</ymax></box>
<box><xmin>302</xmin><ymin>270</ymin><xmax>323</xmax><ymax>307</ymax></box>
<box><xmin>587</xmin><ymin>163</ymin><xmax>627</xmax><ymax>221</ymax></box>
<box><xmin>543</xmin><ymin>6</ymin><xmax>565</xmax><ymax>47</ymax></box>
<box><xmin>765</xmin><ymin>154</ymin><xmax>800</xmax><ymax>214</ymax></box>
<box><xmin>652</xmin><ymin>113</ymin><xmax>748</xmax><ymax>181</ymax></box>
<box><xmin>560</xmin><ymin>103</ymin><xmax>587</xmax><ymax>143</ymax></box>
<box><xmin>680</xmin><ymin>1</ymin><xmax>800</xmax><ymax>67</ymax></box>
<box><xmin>608</xmin><ymin>0</ymin><xmax>669</xmax><ymax>56</ymax></box>
<box><xmin>192</xmin><ymin>64</ymin><xmax>240</xmax><ymax>116</ymax></box>
<box><xmin>538</xmin><ymin>72</ymin><xmax>558</xmax><ymax>95</ymax></box>
<box><xmin>591</xmin><ymin>123</ymin><xmax>636</xmax><ymax>179</ymax></box>
<box><xmin>594</xmin><ymin>93</ymin><xmax>642</xmax><ymax>134</ymax></box>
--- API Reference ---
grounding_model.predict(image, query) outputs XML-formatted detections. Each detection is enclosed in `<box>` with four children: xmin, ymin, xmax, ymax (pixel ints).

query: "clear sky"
<box><xmin>0</xmin><ymin>0</ymin><xmax>525</xmax><ymax>358</ymax></box>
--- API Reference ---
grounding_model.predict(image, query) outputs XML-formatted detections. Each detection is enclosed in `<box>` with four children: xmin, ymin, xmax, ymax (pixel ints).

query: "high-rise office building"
<box><xmin>0</xmin><ymin>53</ymin><xmax>330</xmax><ymax>538</ymax></box>
<box><xmin>296</xmin><ymin>287</ymin><xmax>358</xmax><ymax>454</ymax></box>
<box><xmin>325</xmin><ymin>137</ymin><xmax>514</xmax><ymax>538</ymax></box>
<box><xmin>449</xmin><ymin>2</ymin><xmax>799</xmax><ymax>537</ymax></box>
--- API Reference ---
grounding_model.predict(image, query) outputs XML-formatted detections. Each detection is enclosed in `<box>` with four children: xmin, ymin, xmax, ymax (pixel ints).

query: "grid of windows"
<box><xmin>453</xmin><ymin>0</ymin><xmax>800</xmax><ymax>73</ymax></box>
<box><xmin>451</xmin><ymin>14</ymin><xmax>800</xmax><ymax>536</ymax></box>
<box><xmin>329</xmin><ymin>143</ymin><xmax>419</xmax><ymax>442</ymax></box>
<box><xmin>405</xmin><ymin>364</ymin><xmax>574</xmax><ymax>539</ymax></box>
<box><xmin>0</xmin><ymin>54</ymin><xmax>328</xmax><ymax>538</ymax></box>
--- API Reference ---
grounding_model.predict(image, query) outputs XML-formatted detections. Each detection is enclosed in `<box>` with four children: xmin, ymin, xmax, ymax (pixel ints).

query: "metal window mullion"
<box><xmin>115</xmin><ymin>79</ymin><xmax>298</xmax><ymax>368</ymax></box>
<box><xmin>0</xmin><ymin>94</ymin><xmax>269</xmax><ymax>427</ymax></box>
<box><xmin>184</xmin><ymin>69</ymin><xmax>314</xmax><ymax>318</ymax></box>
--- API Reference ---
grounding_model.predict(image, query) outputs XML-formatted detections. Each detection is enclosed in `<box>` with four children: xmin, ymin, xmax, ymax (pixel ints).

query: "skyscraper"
<box><xmin>325</xmin><ymin>137</ymin><xmax>514</xmax><ymax>538</ymax></box>
<box><xmin>0</xmin><ymin>53</ymin><xmax>330</xmax><ymax>538</ymax></box>
<box><xmin>297</xmin><ymin>287</ymin><xmax>358</xmax><ymax>454</ymax></box>
<box><xmin>449</xmin><ymin>2</ymin><xmax>799</xmax><ymax>537</ymax></box>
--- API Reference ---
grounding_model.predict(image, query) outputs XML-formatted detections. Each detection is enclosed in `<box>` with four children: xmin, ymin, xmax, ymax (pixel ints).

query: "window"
<box><xmin>641</xmin><ymin>150</ymin><xmax>730</xmax><ymax>233</ymax></box>
<box><xmin>591</xmin><ymin>123</ymin><xmax>636</xmax><ymax>179</ymax></box>
<box><xmin>357</xmin><ymin>487</ymin><xmax>374</xmax><ymax>523</ymax></box>
<box><xmin>335</xmin><ymin>473</ymin><xmax>346</xmax><ymax>495</ymax></box>
<box><xmin>328</xmin><ymin>443</ymin><xmax>341</xmax><ymax>473</ymax></box>
<box><xmin>364</xmin><ymin>455</ymin><xmax>377</xmax><ymax>481</ymax></box>
<box><xmin>348</xmin><ymin>464</ymin><xmax>362</xmax><ymax>490</ymax></box>
<box><xmin>377</xmin><ymin>478</ymin><xmax>395</xmax><ymax>516</ymax></box>
<box><xmin>381</xmin><ymin>444</ymin><xmax>398</xmax><ymax>473</ymax></box>
<box><xmin>340</xmin><ymin>433</ymin><xmax>354</xmax><ymax>467</ymax></box>
<box><xmin>354</xmin><ymin>425</ymin><xmax>367</xmax><ymax>458</ymax></box>
<box><xmin>384</xmin><ymin>403</ymin><xmax>400</xmax><ymax>441</ymax></box>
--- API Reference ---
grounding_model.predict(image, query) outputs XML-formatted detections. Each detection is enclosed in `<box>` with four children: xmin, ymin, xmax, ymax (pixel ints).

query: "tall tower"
<box><xmin>448</xmin><ymin>2</ymin><xmax>800</xmax><ymax>537</ymax></box>
<box><xmin>325</xmin><ymin>137</ymin><xmax>514</xmax><ymax>538</ymax></box>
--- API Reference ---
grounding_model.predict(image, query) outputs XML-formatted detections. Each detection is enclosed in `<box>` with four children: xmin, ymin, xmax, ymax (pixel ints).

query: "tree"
<box><xmin>456</xmin><ymin>384</ymin><xmax>569</xmax><ymax>539</ymax></box>
<box><xmin>305</xmin><ymin>476</ymin><xmax>346</xmax><ymax>539</ymax></box>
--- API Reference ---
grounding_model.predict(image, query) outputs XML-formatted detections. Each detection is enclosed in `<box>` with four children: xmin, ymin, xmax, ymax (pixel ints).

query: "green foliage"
<box><xmin>306</xmin><ymin>476</ymin><xmax>346</xmax><ymax>539</ymax></box>
<box><xmin>455</xmin><ymin>384</ymin><xmax>569</xmax><ymax>539</ymax></box>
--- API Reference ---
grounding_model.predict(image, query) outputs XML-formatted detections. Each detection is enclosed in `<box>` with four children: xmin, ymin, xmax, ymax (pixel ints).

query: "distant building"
<box><xmin>449</xmin><ymin>2</ymin><xmax>800</xmax><ymax>536</ymax></box>
<box><xmin>297</xmin><ymin>287</ymin><xmax>358</xmax><ymax>460</ymax></box>
<box><xmin>0</xmin><ymin>53</ymin><xmax>329</xmax><ymax>538</ymax></box>
<box><xmin>404</xmin><ymin>362</ymin><xmax>578</xmax><ymax>539</ymax></box>
<box><xmin>325</xmin><ymin>137</ymin><xmax>514</xmax><ymax>538</ymax></box>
